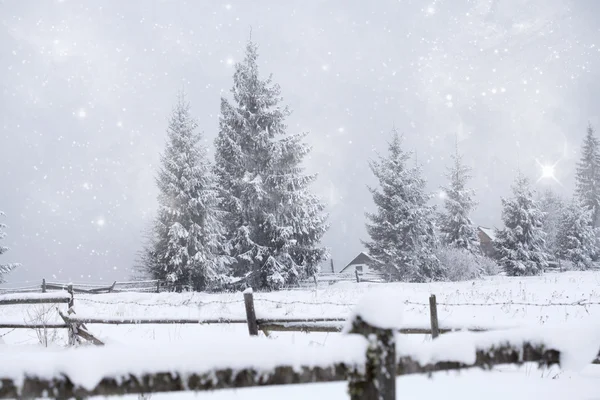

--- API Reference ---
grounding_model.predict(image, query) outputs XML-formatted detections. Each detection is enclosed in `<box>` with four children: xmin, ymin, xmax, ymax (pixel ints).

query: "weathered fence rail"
<box><xmin>0</xmin><ymin>292</ymin><xmax>71</xmax><ymax>306</ymax></box>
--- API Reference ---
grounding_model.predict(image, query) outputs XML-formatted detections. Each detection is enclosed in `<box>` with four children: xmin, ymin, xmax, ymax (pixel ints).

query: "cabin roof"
<box><xmin>339</xmin><ymin>252</ymin><xmax>374</xmax><ymax>273</ymax></box>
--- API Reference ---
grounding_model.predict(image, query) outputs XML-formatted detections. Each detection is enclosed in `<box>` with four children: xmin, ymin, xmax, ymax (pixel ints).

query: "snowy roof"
<box><xmin>478</xmin><ymin>226</ymin><xmax>496</xmax><ymax>241</ymax></box>
<box><xmin>339</xmin><ymin>252</ymin><xmax>374</xmax><ymax>273</ymax></box>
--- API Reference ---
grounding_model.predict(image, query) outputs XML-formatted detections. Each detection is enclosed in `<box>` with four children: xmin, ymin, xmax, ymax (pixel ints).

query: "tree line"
<box><xmin>2</xmin><ymin>40</ymin><xmax>597</xmax><ymax>289</ymax></box>
<box><xmin>364</xmin><ymin>125</ymin><xmax>600</xmax><ymax>281</ymax></box>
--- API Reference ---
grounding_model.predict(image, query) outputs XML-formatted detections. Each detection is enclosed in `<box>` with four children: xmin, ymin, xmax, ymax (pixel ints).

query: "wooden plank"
<box><xmin>65</xmin><ymin>316</ymin><xmax>247</xmax><ymax>325</ymax></box>
<box><xmin>258</xmin><ymin>317</ymin><xmax>346</xmax><ymax>323</ymax></box>
<box><xmin>0</xmin><ymin>296</ymin><xmax>70</xmax><ymax>306</ymax></box>
<box><xmin>87</xmin><ymin>281</ymin><xmax>117</xmax><ymax>293</ymax></box>
<box><xmin>76</xmin><ymin>326</ymin><xmax>105</xmax><ymax>346</ymax></box>
<box><xmin>397</xmin><ymin>341</ymin><xmax>562</xmax><ymax>376</ymax></box>
<box><xmin>0</xmin><ymin>323</ymin><xmax>68</xmax><ymax>329</ymax></box>
<box><xmin>259</xmin><ymin>323</ymin><xmax>342</xmax><ymax>333</ymax></box>
<box><xmin>46</xmin><ymin>283</ymin><xmax>114</xmax><ymax>294</ymax></box>
<box><xmin>244</xmin><ymin>290</ymin><xmax>259</xmax><ymax>336</ymax></box>
<box><xmin>0</xmin><ymin>364</ymin><xmax>349</xmax><ymax>399</ymax></box>
<box><xmin>256</xmin><ymin>322</ymin><xmax>484</xmax><ymax>335</ymax></box>
<box><xmin>429</xmin><ymin>294</ymin><xmax>439</xmax><ymax>339</ymax></box>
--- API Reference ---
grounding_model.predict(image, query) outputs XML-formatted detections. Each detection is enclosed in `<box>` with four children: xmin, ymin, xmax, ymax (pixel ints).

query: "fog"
<box><xmin>1</xmin><ymin>0</ymin><xmax>599</xmax><ymax>283</ymax></box>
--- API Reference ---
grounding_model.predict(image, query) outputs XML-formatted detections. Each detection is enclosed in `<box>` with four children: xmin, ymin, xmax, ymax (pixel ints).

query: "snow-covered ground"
<box><xmin>1</xmin><ymin>271</ymin><xmax>600</xmax><ymax>399</ymax></box>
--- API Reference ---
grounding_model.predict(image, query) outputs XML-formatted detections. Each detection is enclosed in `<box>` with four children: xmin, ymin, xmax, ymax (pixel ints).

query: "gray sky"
<box><xmin>1</xmin><ymin>0</ymin><xmax>599</xmax><ymax>284</ymax></box>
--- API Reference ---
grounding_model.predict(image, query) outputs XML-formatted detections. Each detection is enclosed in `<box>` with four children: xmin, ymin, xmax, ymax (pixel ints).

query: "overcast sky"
<box><xmin>1</xmin><ymin>0</ymin><xmax>599</xmax><ymax>284</ymax></box>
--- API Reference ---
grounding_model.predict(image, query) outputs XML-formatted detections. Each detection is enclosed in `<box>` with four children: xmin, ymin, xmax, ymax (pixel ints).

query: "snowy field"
<box><xmin>1</xmin><ymin>271</ymin><xmax>600</xmax><ymax>399</ymax></box>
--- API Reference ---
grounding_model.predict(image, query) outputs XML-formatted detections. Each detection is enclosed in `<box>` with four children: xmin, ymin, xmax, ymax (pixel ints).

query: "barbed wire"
<box><xmin>256</xmin><ymin>298</ymin><xmax>600</xmax><ymax>308</ymax></box>
<box><xmin>404</xmin><ymin>299</ymin><xmax>600</xmax><ymax>307</ymax></box>
<box><xmin>76</xmin><ymin>297</ymin><xmax>244</xmax><ymax>307</ymax></box>
<box><xmin>254</xmin><ymin>298</ymin><xmax>355</xmax><ymax>307</ymax></box>
<box><xmin>0</xmin><ymin>328</ymin><xmax>16</xmax><ymax>337</ymax></box>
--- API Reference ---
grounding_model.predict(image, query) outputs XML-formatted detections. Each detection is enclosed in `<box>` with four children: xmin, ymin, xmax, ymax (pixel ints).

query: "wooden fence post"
<box><xmin>41</xmin><ymin>278</ymin><xmax>46</xmax><ymax>293</ymax></box>
<box><xmin>347</xmin><ymin>316</ymin><xmax>396</xmax><ymax>400</ymax></box>
<box><xmin>355</xmin><ymin>269</ymin><xmax>360</xmax><ymax>283</ymax></box>
<box><xmin>156</xmin><ymin>280</ymin><xmax>160</xmax><ymax>293</ymax></box>
<box><xmin>429</xmin><ymin>294</ymin><xmax>439</xmax><ymax>339</ymax></box>
<box><xmin>67</xmin><ymin>284</ymin><xmax>74</xmax><ymax>309</ymax></box>
<box><xmin>243</xmin><ymin>289</ymin><xmax>258</xmax><ymax>336</ymax></box>
<box><xmin>330</xmin><ymin>258</ymin><xmax>335</xmax><ymax>273</ymax></box>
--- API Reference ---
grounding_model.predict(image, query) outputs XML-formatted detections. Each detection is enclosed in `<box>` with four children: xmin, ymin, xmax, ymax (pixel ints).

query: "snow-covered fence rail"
<box><xmin>0</xmin><ymin>279</ymin><xmax>165</xmax><ymax>295</ymax></box>
<box><xmin>1</xmin><ymin>292</ymin><xmax>599</xmax><ymax>400</ymax></box>
<box><xmin>0</xmin><ymin>292</ymin><xmax>71</xmax><ymax>306</ymax></box>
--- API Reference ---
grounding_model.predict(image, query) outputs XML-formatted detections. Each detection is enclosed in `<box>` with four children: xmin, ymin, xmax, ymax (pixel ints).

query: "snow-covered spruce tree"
<box><xmin>555</xmin><ymin>197</ymin><xmax>598</xmax><ymax>270</ymax></box>
<box><xmin>438</xmin><ymin>146</ymin><xmax>480</xmax><ymax>254</ymax></box>
<box><xmin>0</xmin><ymin>211</ymin><xmax>18</xmax><ymax>284</ymax></box>
<box><xmin>537</xmin><ymin>189</ymin><xmax>564</xmax><ymax>260</ymax></box>
<box><xmin>362</xmin><ymin>130</ymin><xmax>444</xmax><ymax>282</ymax></box>
<box><xmin>494</xmin><ymin>173</ymin><xmax>549</xmax><ymax>276</ymax></box>
<box><xmin>575</xmin><ymin>124</ymin><xmax>600</xmax><ymax>227</ymax></box>
<box><xmin>214</xmin><ymin>41</ymin><xmax>328</xmax><ymax>290</ymax></box>
<box><xmin>145</xmin><ymin>93</ymin><xmax>228</xmax><ymax>291</ymax></box>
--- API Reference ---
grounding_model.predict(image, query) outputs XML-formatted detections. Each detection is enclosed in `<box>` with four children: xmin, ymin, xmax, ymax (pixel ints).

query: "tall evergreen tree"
<box><xmin>494</xmin><ymin>173</ymin><xmax>549</xmax><ymax>276</ymax></box>
<box><xmin>438</xmin><ymin>145</ymin><xmax>480</xmax><ymax>253</ymax></box>
<box><xmin>538</xmin><ymin>189</ymin><xmax>564</xmax><ymax>260</ymax></box>
<box><xmin>144</xmin><ymin>93</ymin><xmax>228</xmax><ymax>291</ymax></box>
<box><xmin>575</xmin><ymin>124</ymin><xmax>600</xmax><ymax>227</ymax></box>
<box><xmin>556</xmin><ymin>197</ymin><xmax>598</xmax><ymax>270</ymax></box>
<box><xmin>362</xmin><ymin>130</ymin><xmax>444</xmax><ymax>282</ymax></box>
<box><xmin>0</xmin><ymin>211</ymin><xmax>18</xmax><ymax>284</ymax></box>
<box><xmin>214</xmin><ymin>41</ymin><xmax>328</xmax><ymax>290</ymax></box>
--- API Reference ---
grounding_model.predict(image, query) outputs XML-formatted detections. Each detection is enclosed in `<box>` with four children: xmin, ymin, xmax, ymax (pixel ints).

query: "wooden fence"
<box><xmin>52</xmin><ymin>291</ymin><xmax>492</xmax><ymax>337</ymax></box>
<box><xmin>3</xmin><ymin>289</ymin><xmax>599</xmax><ymax>357</ymax></box>
<box><xmin>0</xmin><ymin>291</ymin><xmax>598</xmax><ymax>399</ymax></box>
<box><xmin>0</xmin><ymin>279</ymin><xmax>163</xmax><ymax>295</ymax></box>
<box><xmin>0</xmin><ymin>271</ymin><xmax>387</xmax><ymax>296</ymax></box>
<box><xmin>0</xmin><ymin>289</ymin><xmax>105</xmax><ymax>345</ymax></box>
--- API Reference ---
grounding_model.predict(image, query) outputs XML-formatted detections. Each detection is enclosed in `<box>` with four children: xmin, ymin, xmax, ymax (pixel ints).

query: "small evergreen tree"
<box><xmin>538</xmin><ymin>189</ymin><xmax>564</xmax><ymax>260</ymax></box>
<box><xmin>556</xmin><ymin>198</ymin><xmax>598</xmax><ymax>270</ymax></box>
<box><xmin>0</xmin><ymin>211</ymin><xmax>18</xmax><ymax>284</ymax></box>
<box><xmin>438</xmin><ymin>146</ymin><xmax>480</xmax><ymax>253</ymax></box>
<box><xmin>575</xmin><ymin>124</ymin><xmax>600</xmax><ymax>227</ymax></box>
<box><xmin>215</xmin><ymin>40</ymin><xmax>328</xmax><ymax>290</ymax></box>
<box><xmin>494</xmin><ymin>173</ymin><xmax>549</xmax><ymax>276</ymax></box>
<box><xmin>363</xmin><ymin>130</ymin><xmax>444</xmax><ymax>282</ymax></box>
<box><xmin>143</xmin><ymin>93</ymin><xmax>228</xmax><ymax>291</ymax></box>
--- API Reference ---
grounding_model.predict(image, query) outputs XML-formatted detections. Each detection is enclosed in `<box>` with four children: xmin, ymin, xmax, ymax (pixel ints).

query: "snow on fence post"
<box><xmin>41</xmin><ymin>278</ymin><xmax>46</xmax><ymax>293</ymax></box>
<box><xmin>346</xmin><ymin>291</ymin><xmax>401</xmax><ymax>400</ymax></box>
<box><xmin>429</xmin><ymin>294</ymin><xmax>439</xmax><ymax>339</ymax></box>
<box><xmin>67</xmin><ymin>284</ymin><xmax>74</xmax><ymax>309</ymax></box>
<box><xmin>243</xmin><ymin>288</ymin><xmax>258</xmax><ymax>336</ymax></box>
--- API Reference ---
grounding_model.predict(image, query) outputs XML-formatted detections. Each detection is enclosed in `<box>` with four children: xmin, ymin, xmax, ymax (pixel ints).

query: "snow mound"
<box><xmin>344</xmin><ymin>288</ymin><xmax>404</xmax><ymax>332</ymax></box>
